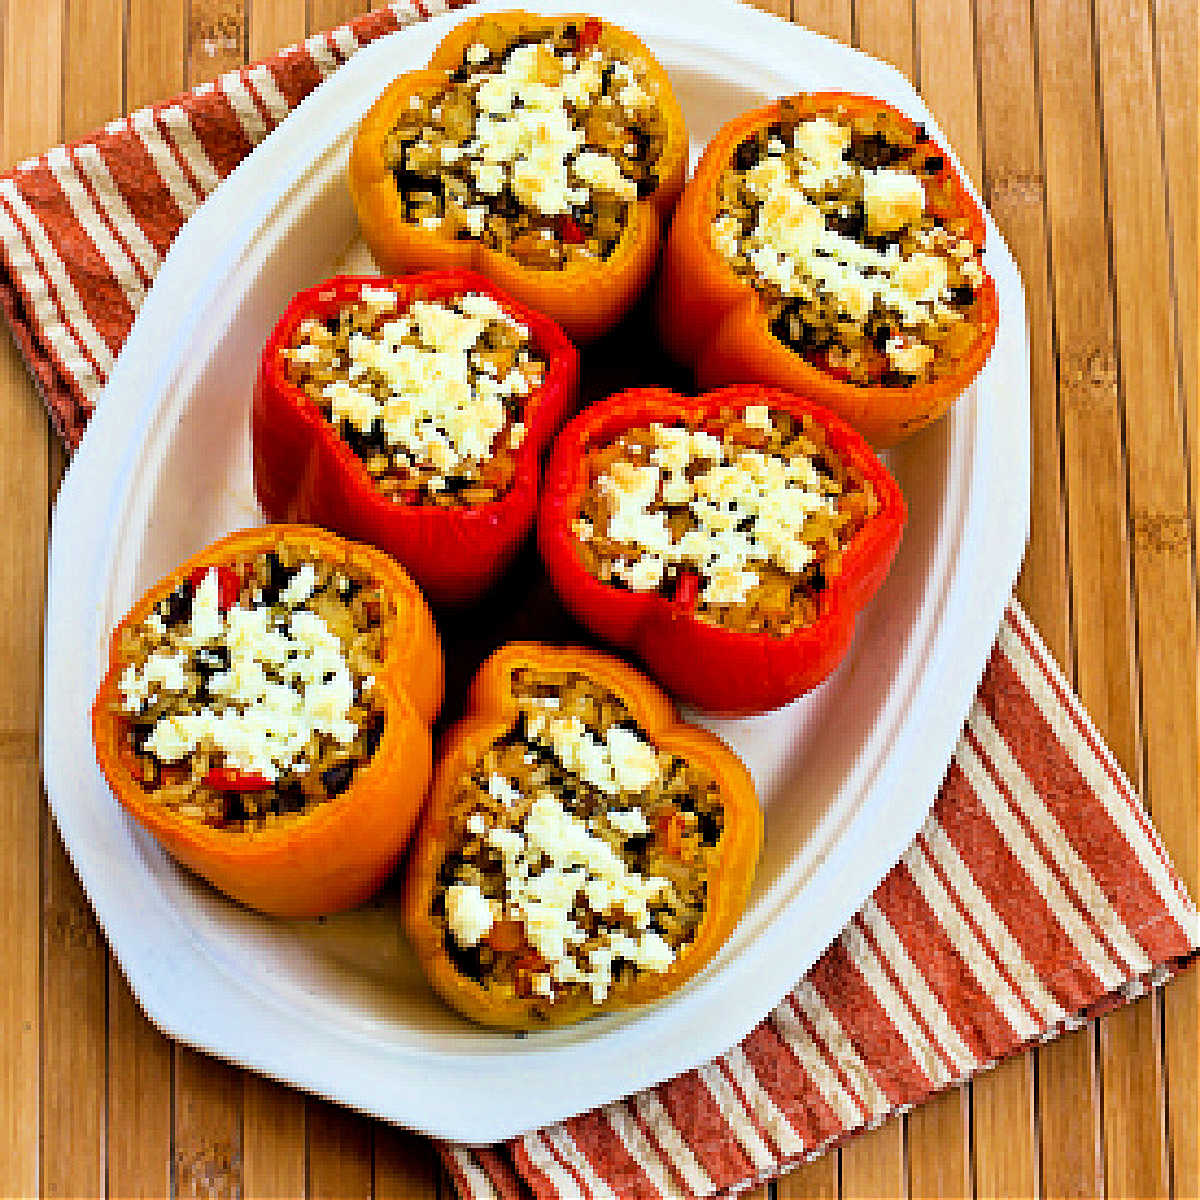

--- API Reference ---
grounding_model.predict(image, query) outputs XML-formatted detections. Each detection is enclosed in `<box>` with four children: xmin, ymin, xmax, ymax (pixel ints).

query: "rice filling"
<box><xmin>573</xmin><ymin>406</ymin><xmax>879</xmax><ymax>635</ymax></box>
<box><xmin>432</xmin><ymin>669</ymin><xmax>726</xmax><ymax>1009</ymax></box>
<box><xmin>712</xmin><ymin>98</ymin><xmax>986</xmax><ymax>386</ymax></box>
<box><xmin>282</xmin><ymin>287</ymin><xmax>546</xmax><ymax>505</ymax></box>
<box><xmin>383</xmin><ymin>18</ymin><xmax>668</xmax><ymax>268</ymax></box>
<box><xmin>114</xmin><ymin>543</ymin><xmax>389</xmax><ymax>829</ymax></box>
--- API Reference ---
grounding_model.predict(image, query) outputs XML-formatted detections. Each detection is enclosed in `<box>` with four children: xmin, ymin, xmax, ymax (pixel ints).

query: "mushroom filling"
<box><xmin>384</xmin><ymin>17</ymin><xmax>667</xmax><ymax>267</ymax></box>
<box><xmin>432</xmin><ymin>669</ymin><xmax>726</xmax><ymax>1008</ymax></box>
<box><xmin>114</xmin><ymin>543</ymin><xmax>389</xmax><ymax>829</ymax></box>
<box><xmin>574</xmin><ymin>406</ymin><xmax>879</xmax><ymax>636</ymax></box>
<box><xmin>712</xmin><ymin>97</ymin><xmax>987</xmax><ymax>386</ymax></box>
<box><xmin>283</xmin><ymin>287</ymin><xmax>546</xmax><ymax>505</ymax></box>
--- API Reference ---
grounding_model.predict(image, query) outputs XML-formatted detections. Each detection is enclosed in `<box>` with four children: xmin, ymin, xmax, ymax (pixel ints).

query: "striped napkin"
<box><xmin>2</xmin><ymin>4</ymin><xmax>1195</xmax><ymax>1198</ymax></box>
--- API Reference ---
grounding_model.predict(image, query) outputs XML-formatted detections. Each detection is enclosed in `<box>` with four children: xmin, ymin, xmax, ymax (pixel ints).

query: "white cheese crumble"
<box><xmin>119</xmin><ymin>566</ymin><xmax>361</xmax><ymax>782</ymax></box>
<box><xmin>446</xmin><ymin>882</ymin><xmax>495</xmax><ymax>948</ymax></box>
<box><xmin>444</xmin><ymin>40</ymin><xmax>646</xmax><ymax>220</ymax></box>
<box><xmin>483</xmin><ymin>793</ymin><xmax>675</xmax><ymax>1002</ymax></box>
<box><xmin>488</xmin><ymin>773</ymin><xmax>523</xmax><ymax>806</ymax></box>
<box><xmin>524</xmin><ymin>712</ymin><xmax>661</xmax><ymax>795</ymax></box>
<box><xmin>606</xmin><ymin>806</ymin><xmax>649</xmax><ymax>837</ymax></box>
<box><xmin>591</xmin><ymin>412</ymin><xmax>836</xmax><ymax>607</ymax></box>
<box><xmin>318</xmin><ymin>293</ymin><xmax>531</xmax><ymax>478</ymax></box>
<box><xmin>714</xmin><ymin>118</ymin><xmax>968</xmax><ymax>362</ymax></box>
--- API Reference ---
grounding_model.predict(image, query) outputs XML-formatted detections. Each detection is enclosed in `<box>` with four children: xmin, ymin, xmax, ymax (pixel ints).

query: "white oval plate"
<box><xmin>42</xmin><ymin>0</ymin><xmax>1028</xmax><ymax>1145</ymax></box>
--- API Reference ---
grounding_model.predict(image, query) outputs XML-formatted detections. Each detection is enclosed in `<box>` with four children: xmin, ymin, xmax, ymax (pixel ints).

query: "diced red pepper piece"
<box><xmin>204</xmin><ymin>766</ymin><xmax>273</xmax><ymax>792</ymax></box>
<box><xmin>485</xmin><ymin>918</ymin><xmax>525</xmax><ymax>953</ymax></box>
<box><xmin>188</xmin><ymin>565</ymin><xmax>242</xmax><ymax>611</ymax></box>
<box><xmin>672</xmin><ymin>570</ymin><xmax>700</xmax><ymax>609</ymax></box>
<box><xmin>656</xmin><ymin>809</ymin><xmax>685</xmax><ymax>858</ymax></box>
<box><xmin>578</xmin><ymin>18</ymin><xmax>602</xmax><ymax>48</ymax></box>
<box><xmin>556</xmin><ymin>215</ymin><xmax>586</xmax><ymax>245</ymax></box>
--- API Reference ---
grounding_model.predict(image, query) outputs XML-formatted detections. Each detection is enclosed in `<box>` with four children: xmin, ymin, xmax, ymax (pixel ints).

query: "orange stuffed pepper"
<box><xmin>657</xmin><ymin>92</ymin><xmax>998</xmax><ymax>445</ymax></box>
<box><xmin>92</xmin><ymin>525</ymin><xmax>442</xmax><ymax>917</ymax></box>
<box><xmin>349</xmin><ymin>11</ymin><xmax>688</xmax><ymax>343</ymax></box>
<box><xmin>403</xmin><ymin>642</ymin><xmax>762</xmax><ymax>1029</ymax></box>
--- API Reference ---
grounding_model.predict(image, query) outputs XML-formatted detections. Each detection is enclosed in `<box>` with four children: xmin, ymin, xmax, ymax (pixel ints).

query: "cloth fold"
<box><xmin>2</xmin><ymin>4</ymin><xmax>1194</xmax><ymax>1198</ymax></box>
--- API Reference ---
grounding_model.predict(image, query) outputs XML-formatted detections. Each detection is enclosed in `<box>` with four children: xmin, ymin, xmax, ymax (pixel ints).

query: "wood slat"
<box><xmin>306</xmin><ymin>1099</ymin><xmax>373</xmax><ymax>1200</ymax></box>
<box><xmin>776</xmin><ymin>1153</ymin><xmax>839</xmax><ymax>1200</ymax></box>
<box><xmin>373</xmin><ymin>1124</ymin><xmax>441</xmax><ymax>1200</ymax></box>
<box><xmin>906</xmin><ymin>1087</ymin><xmax>970</xmax><ymax>1199</ymax></box>
<box><xmin>1150</xmin><ymin>0</ymin><xmax>1197</xmax><ymax>603</ymax></box>
<box><xmin>126</xmin><ymin>0</ymin><xmax>188</xmax><ymax>109</ymax></box>
<box><xmin>107</xmin><ymin>972</ymin><xmax>173</xmax><ymax>1200</ymax></box>
<box><xmin>188</xmin><ymin>0</ymin><xmax>247</xmax><ymax>85</ymax></box>
<box><xmin>971</xmin><ymin>1057</ymin><xmax>1038</xmax><ymax>1199</ymax></box>
<box><xmin>41</xmin><ymin>822</ymin><xmax>107</xmax><ymax>1200</ymax></box>
<box><xmin>1037</xmin><ymin>1029</ymin><xmax>1104</xmax><ymax>1200</ymax></box>
<box><xmin>242</xmin><ymin>1076</ymin><xmax>307</xmax><ymax>1200</ymax></box>
<box><xmin>174</xmin><ymin>1048</ymin><xmax>244</xmax><ymax>1200</ymax></box>
<box><xmin>839</xmin><ymin>1118</ymin><xmax>906</xmax><ymax>1200</ymax></box>
<box><xmin>852</xmin><ymin>0</ymin><xmax>915</xmax><ymax>80</ymax></box>
<box><xmin>308</xmin><ymin>0</ymin><xmax>369</xmax><ymax>33</ymax></box>
<box><xmin>790</xmin><ymin>0</ymin><xmax>850</xmax><ymax>42</ymax></box>
<box><xmin>249</xmin><ymin>0</ymin><xmax>308</xmax><ymax>59</ymax></box>
<box><xmin>0</xmin><ymin>3</ymin><xmax>62</xmax><ymax>1195</ymax></box>
<box><xmin>1090</xmin><ymin>1</ymin><xmax>1194</xmax><ymax>1196</ymax></box>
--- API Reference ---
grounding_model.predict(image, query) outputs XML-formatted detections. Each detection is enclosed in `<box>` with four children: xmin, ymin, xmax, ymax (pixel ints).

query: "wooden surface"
<box><xmin>0</xmin><ymin>0</ymin><xmax>1195</xmax><ymax>1196</ymax></box>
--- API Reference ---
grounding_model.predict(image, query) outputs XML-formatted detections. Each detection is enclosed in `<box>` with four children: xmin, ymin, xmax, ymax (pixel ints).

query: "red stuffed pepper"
<box><xmin>538</xmin><ymin>385</ymin><xmax>906</xmax><ymax>714</ymax></box>
<box><xmin>254</xmin><ymin>271</ymin><xmax>579</xmax><ymax>603</ymax></box>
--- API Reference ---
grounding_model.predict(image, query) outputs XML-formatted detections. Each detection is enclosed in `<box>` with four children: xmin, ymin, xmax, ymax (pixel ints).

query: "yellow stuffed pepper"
<box><xmin>349</xmin><ymin>12</ymin><xmax>688</xmax><ymax>342</ymax></box>
<box><xmin>403</xmin><ymin>642</ymin><xmax>762</xmax><ymax>1029</ymax></box>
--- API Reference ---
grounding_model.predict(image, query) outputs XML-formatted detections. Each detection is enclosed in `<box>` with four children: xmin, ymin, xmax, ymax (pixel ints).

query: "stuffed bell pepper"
<box><xmin>403</xmin><ymin>642</ymin><xmax>762</xmax><ymax>1029</ymax></box>
<box><xmin>657</xmin><ymin>92</ymin><xmax>998</xmax><ymax>445</ymax></box>
<box><xmin>348</xmin><ymin>11</ymin><xmax>688</xmax><ymax>342</ymax></box>
<box><xmin>253</xmin><ymin>272</ymin><xmax>578</xmax><ymax>604</ymax></box>
<box><xmin>92</xmin><ymin>525</ymin><xmax>443</xmax><ymax>917</ymax></box>
<box><xmin>538</xmin><ymin>385</ymin><xmax>906</xmax><ymax>714</ymax></box>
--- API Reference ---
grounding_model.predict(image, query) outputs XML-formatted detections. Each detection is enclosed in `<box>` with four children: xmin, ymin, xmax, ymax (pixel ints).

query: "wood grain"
<box><xmin>373</xmin><ymin>1125</ymin><xmax>440</xmax><ymax>1200</ymax></box>
<box><xmin>0</xmin><ymin>1</ymin><xmax>1195</xmax><ymax>1197</ymax></box>
<box><xmin>249</xmin><ymin>0</ymin><xmax>308</xmax><ymax>59</ymax></box>
<box><xmin>242</xmin><ymin>1076</ymin><xmax>307</xmax><ymax>1200</ymax></box>
<box><xmin>307</xmin><ymin>1099</ymin><xmax>373</xmax><ymax>1200</ymax></box>
<box><xmin>0</xmin><ymin>3</ymin><xmax>61</xmax><ymax>1199</ymax></box>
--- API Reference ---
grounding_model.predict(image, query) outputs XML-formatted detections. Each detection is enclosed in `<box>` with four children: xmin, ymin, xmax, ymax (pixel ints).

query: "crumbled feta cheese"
<box><xmin>488</xmin><ymin>774</ymin><xmax>523</xmax><ymax>806</ymax></box>
<box><xmin>480</xmin><ymin>793</ymin><xmax>675</xmax><ymax>1002</ymax></box>
<box><xmin>862</xmin><ymin>169</ymin><xmax>926</xmax><ymax>234</ymax></box>
<box><xmin>446</xmin><ymin>883</ymin><xmax>494</xmax><ymax>947</ymax></box>
<box><xmin>592</xmin><ymin>422</ymin><xmax>834</xmax><ymax>607</ymax></box>
<box><xmin>607</xmin><ymin>806</ymin><xmax>649</xmax><ymax>837</ymax></box>
<box><xmin>132</xmin><ymin>582</ymin><xmax>361</xmax><ymax>781</ymax></box>
<box><xmin>279</xmin><ymin>562</ymin><xmax>317</xmax><ymax>606</ymax></box>
<box><xmin>885</xmin><ymin>334</ymin><xmax>935</xmax><ymax>375</ymax></box>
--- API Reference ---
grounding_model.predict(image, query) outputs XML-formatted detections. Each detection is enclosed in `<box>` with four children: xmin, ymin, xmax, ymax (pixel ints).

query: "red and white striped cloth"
<box><xmin>1</xmin><ymin>5</ymin><xmax>1195</xmax><ymax>1198</ymax></box>
<box><xmin>440</xmin><ymin>602</ymin><xmax>1198</xmax><ymax>1198</ymax></box>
